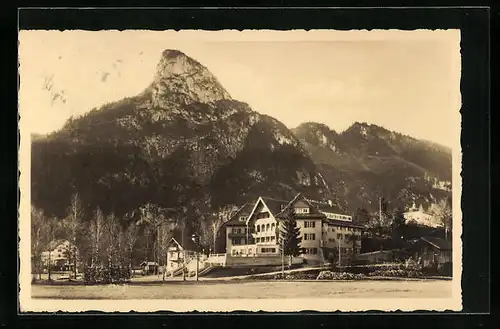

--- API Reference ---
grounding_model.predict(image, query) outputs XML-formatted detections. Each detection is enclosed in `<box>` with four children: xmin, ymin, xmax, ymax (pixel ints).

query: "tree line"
<box><xmin>31</xmin><ymin>193</ymin><xmax>232</xmax><ymax>284</ymax></box>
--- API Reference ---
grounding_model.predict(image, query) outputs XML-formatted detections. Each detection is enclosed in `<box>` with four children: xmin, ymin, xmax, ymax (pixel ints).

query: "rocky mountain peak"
<box><xmin>293</xmin><ymin>122</ymin><xmax>340</xmax><ymax>151</ymax></box>
<box><xmin>150</xmin><ymin>49</ymin><xmax>232</xmax><ymax>108</ymax></box>
<box><xmin>296</xmin><ymin>122</ymin><xmax>337</xmax><ymax>134</ymax></box>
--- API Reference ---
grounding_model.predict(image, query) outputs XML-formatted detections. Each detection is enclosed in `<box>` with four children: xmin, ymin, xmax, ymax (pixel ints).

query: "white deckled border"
<box><xmin>18</xmin><ymin>28</ymin><xmax>463</xmax><ymax>313</ymax></box>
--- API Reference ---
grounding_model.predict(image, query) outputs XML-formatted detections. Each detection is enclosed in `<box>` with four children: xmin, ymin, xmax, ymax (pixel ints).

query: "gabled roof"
<box><xmin>47</xmin><ymin>239</ymin><xmax>71</xmax><ymax>251</ymax></box>
<box><xmin>260</xmin><ymin>197</ymin><xmax>289</xmax><ymax>216</ymax></box>
<box><xmin>140</xmin><ymin>261</ymin><xmax>159</xmax><ymax>266</ymax></box>
<box><xmin>170</xmin><ymin>231</ymin><xmax>198</xmax><ymax>251</ymax></box>
<box><xmin>244</xmin><ymin>196</ymin><xmax>289</xmax><ymax>225</ymax></box>
<box><xmin>274</xmin><ymin>193</ymin><xmax>325</xmax><ymax>220</ymax></box>
<box><xmin>421</xmin><ymin>236</ymin><xmax>452</xmax><ymax>251</ymax></box>
<box><xmin>168</xmin><ymin>237</ymin><xmax>184</xmax><ymax>250</ymax></box>
<box><xmin>223</xmin><ymin>203</ymin><xmax>254</xmax><ymax>226</ymax></box>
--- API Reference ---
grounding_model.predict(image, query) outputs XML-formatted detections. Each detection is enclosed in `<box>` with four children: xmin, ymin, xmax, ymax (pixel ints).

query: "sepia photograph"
<box><xmin>18</xmin><ymin>29</ymin><xmax>462</xmax><ymax>312</ymax></box>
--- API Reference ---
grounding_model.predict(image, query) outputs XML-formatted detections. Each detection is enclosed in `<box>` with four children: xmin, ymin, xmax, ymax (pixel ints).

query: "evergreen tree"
<box><xmin>353</xmin><ymin>207</ymin><xmax>370</xmax><ymax>226</ymax></box>
<box><xmin>279</xmin><ymin>208</ymin><xmax>302</xmax><ymax>267</ymax></box>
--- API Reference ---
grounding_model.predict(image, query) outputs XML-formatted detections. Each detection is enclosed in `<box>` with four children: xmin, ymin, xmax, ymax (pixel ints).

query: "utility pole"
<box><xmin>182</xmin><ymin>226</ymin><xmax>186</xmax><ymax>281</ymax></box>
<box><xmin>213</xmin><ymin>222</ymin><xmax>217</xmax><ymax>254</ymax></box>
<box><xmin>192</xmin><ymin>234</ymin><xmax>199</xmax><ymax>282</ymax></box>
<box><xmin>156</xmin><ymin>225</ymin><xmax>160</xmax><ymax>277</ymax></box>
<box><xmin>281</xmin><ymin>236</ymin><xmax>284</xmax><ymax>279</ymax></box>
<box><xmin>338</xmin><ymin>236</ymin><xmax>341</xmax><ymax>267</ymax></box>
<box><xmin>379</xmin><ymin>196</ymin><xmax>382</xmax><ymax>224</ymax></box>
<box><xmin>196</xmin><ymin>252</ymin><xmax>199</xmax><ymax>281</ymax></box>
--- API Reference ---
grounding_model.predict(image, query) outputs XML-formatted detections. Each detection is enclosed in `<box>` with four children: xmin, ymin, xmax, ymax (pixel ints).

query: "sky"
<box><xmin>18</xmin><ymin>30</ymin><xmax>461</xmax><ymax>148</ymax></box>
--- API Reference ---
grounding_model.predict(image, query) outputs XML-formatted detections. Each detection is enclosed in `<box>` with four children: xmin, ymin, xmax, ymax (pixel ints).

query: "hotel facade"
<box><xmin>222</xmin><ymin>193</ymin><xmax>364</xmax><ymax>265</ymax></box>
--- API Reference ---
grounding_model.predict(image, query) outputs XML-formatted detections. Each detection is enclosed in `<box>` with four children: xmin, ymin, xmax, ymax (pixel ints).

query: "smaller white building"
<box><xmin>41</xmin><ymin>240</ymin><xmax>78</xmax><ymax>270</ymax></box>
<box><xmin>165</xmin><ymin>237</ymin><xmax>199</xmax><ymax>275</ymax></box>
<box><xmin>404</xmin><ymin>202</ymin><xmax>441</xmax><ymax>228</ymax></box>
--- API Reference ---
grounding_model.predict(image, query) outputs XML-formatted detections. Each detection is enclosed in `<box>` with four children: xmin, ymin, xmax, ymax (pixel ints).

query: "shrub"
<box><xmin>344</xmin><ymin>261</ymin><xmax>423</xmax><ymax>275</ymax></box>
<box><xmin>316</xmin><ymin>271</ymin><xmax>366</xmax><ymax>280</ymax></box>
<box><xmin>83</xmin><ymin>265</ymin><xmax>131</xmax><ymax>284</ymax></box>
<box><xmin>367</xmin><ymin>269</ymin><xmax>422</xmax><ymax>278</ymax></box>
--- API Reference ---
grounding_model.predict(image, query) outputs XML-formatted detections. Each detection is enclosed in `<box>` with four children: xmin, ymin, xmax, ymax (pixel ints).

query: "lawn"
<box><xmin>31</xmin><ymin>279</ymin><xmax>451</xmax><ymax>299</ymax></box>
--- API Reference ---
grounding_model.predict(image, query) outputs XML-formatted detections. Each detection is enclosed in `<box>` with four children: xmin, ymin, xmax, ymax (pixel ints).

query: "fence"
<box><xmin>205</xmin><ymin>253</ymin><xmax>227</xmax><ymax>267</ymax></box>
<box><xmin>226</xmin><ymin>255</ymin><xmax>303</xmax><ymax>266</ymax></box>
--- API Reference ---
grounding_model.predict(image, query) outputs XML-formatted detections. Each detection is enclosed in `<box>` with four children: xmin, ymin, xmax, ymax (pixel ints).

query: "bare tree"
<box><xmin>137</xmin><ymin>203</ymin><xmax>180</xmax><ymax>276</ymax></box>
<box><xmin>89</xmin><ymin>208</ymin><xmax>105</xmax><ymax>268</ymax></box>
<box><xmin>201</xmin><ymin>205</ymin><xmax>238</xmax><ymax>253</ymax></box>
<box><xmin>123</xmin><ymin>221</ymin><xmax>138</xmax><ymax>276</ymax></box>
<box><xmin>31</xmin><ymin>206</ymin><xmax>46</xmax><ymax>280</ymax></box>
<box><xmin>63</xmin><ymin>193</ymin><xmax>85</xmax><ymax>279</ymax></box>
<box><xmin>104</xmin><ymin>212</ymin><xmax>122</xmax><ymax>281</ymax></box>
<box><xmin>44</xmin><ymin>216</ymin><xmax>59</xmax><ymax>281</ymax></box>
<box><xmin>429</xmin><ymin>198</ymin><xmax>453</xmax><ymax>239</ymax></box>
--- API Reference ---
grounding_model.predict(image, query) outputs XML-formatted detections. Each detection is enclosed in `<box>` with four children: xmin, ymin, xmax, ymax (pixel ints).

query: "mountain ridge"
<box><xmin>292</xmin><ymin>121</ymin><xmax>452</xmax><ymax>213</ymax></box>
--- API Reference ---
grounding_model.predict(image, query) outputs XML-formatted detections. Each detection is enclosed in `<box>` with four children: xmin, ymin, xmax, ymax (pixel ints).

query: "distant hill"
<box><xmin>292</xmin><ymin>122</ymin><xmax>452</xmax><ymax>214</ymax></box>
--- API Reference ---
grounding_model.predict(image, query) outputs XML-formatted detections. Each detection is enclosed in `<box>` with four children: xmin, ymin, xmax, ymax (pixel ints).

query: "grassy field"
<box><xmin>31</xmin><ymin>280</ymin><xmax>451</xmax><ymax>299</ymax></box>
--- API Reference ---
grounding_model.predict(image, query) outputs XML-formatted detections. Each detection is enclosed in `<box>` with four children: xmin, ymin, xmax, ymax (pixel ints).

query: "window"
<box><xmin>239</xmin><ymin>216</ymin><xmax>246</xmax><ymax>221</ymax></box>
<box><xmin>257</xmin><ymin>212</ymin><xmax>270</xmax><ymax>219</ymax></box>
<box><xmin>271</xmin><ymin>236</ymin><xmax>275</xmax><ymax>241</ymax></box>
<box><xmin>304</xmin><ymin>221</ymin><xmax>316</xmax><ymax>228</ymax></box>
<box><xmin>337</xmin><ymin>233</ymin><xmax>343</xmax><ymax>240</ymax></box>
<box><xmin>266</xmin><ymin>224</ymin><xmax>270</xmax><ymax>231</ymax></box>
<box><xmin>271</xmin><ymin>223</ymin><xmax>275</xmax><ymax>230</ymax></box>
<box><xmin>304</xmin><ymin>248</ymin><xmax>318</xmax><ymax>254</ymax></box>
<box><xmin>261</xmin><ymin>247</ymin><xmax>276</xmax><ymax>253</ymax></box>
<box><xmin>265</xmin><ymin>236</ymin><xmax>270</xmax><ymax>242</ymax></box>
<box><xmin>255</xmin><ymin>237</ymin><xmax>260</xmax><ymax>243</ymax></box>
<box><xmin>256</xmin><ymin>225</ymin><xmax>260</xmax><ymax>232</ymax></box>
<box><xmin>296</xmin><ymin>207</ymin><xmax>310</xmax><ymax>214</ymax></box>
<box><xmin>304</xmin><ymin>233</ymin><xmax>316</xmax><ymax>241</ymax></box>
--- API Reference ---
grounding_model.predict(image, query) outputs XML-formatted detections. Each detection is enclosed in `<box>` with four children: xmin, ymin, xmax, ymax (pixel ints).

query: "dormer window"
<box><xmin>295</xmin><ymin>207</ymin><xmax>310</xmax><ymax>214</ymax></box>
